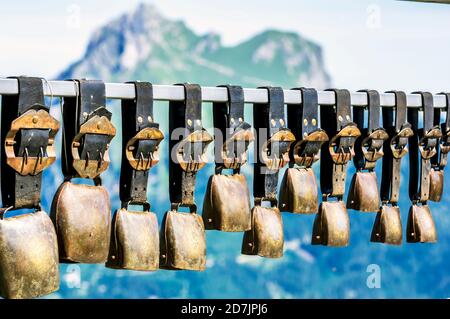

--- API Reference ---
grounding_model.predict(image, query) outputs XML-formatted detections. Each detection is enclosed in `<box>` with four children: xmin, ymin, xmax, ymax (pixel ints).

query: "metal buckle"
<box><xmin>390</xmin><ymin>125</ymin><xmax>414</xmax><ymax>159</ymax></box>
<box><xmin>419</xmin><ymin>127</ymin><xmax>442</xmax><ymax>159</ymax></box>
<box><xmin>261</xmin><ymin>129</ymin><xmax>296</xmax><ymax>170</ymax></box>
<box><xmin>221</xmin><ymin>127</ymin><xmax>254</xmax><ymax>170</ymax></box>
<box><xmin>71</xmin><ymin>113</ymin><xmax>116</xmax><ymax>178</ymax></box>
<box><xmin>440</xmin><ymin>130</ymin><xmax>450</xmax><ymax>154</ymax></box>
<box><xmin>328</xmin><ymin>125</ymin><xmax>361</xmax><ymax>164</ymax></box>
<box><xmin>292</xmin><ymin>129</ymin><xmax>328</xmax><ymax>167</ymax></box>
<box><xmin>5</xmin><ymin>108</ymin><xmax>59</xmax><ymax>175</ymax></box>
<box><xmin>125</xmin><ymin>127</ymin><xmax>164</xmax><ymax>171</ymax></box>
<box><xmin>361</xmin><ymin>128</ymin><xmax>389</xmax><ymax>163</ymax></box>
<box><xmin>176</xmin><ymin>129</ymin><xmax>213</xmax><ymax>172</ymax></box>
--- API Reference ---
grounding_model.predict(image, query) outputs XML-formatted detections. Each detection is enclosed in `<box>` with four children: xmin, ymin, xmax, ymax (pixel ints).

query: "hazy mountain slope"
<box><xmin>58</xmin><ymin>3</ymin><xmax>330</xmax><ymax>89</ymax></box>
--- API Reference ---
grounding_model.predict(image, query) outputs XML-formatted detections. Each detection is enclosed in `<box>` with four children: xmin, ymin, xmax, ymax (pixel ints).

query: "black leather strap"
<box><xmin>1</xmin><ymin>76</ymin><xmax>47</xmax><ymax>208</ymax></box>
<box><xmin>169</xmin><ymin>83</ymin><xmax>203</xmax><ymax>208</ymax></box>
<box><xmin>353</xmin><ymin>90</ymin><xmax>384</xmax><ymax>170</ymax></box>
<box><xmin>61</xmin><ymin>79</ymin><xmax>111</xmax><ymax>179</ymax></box>
<box><xmin>1</xmin><ymin>77</ymin><xmax>47</xmax><ymax>208</ymax></box>
<box><xmin>120</xmin><ymin>82</ymin><xmax>159</xmax><ymax>206</ymax></box>
<box><xmin>380</xmin><ymin>91</ymin><xmax>409</xmax><ymax>204</ymax></box>
<box><xmin>320</xmin><ymin>89</ymin><xmax>354</xmax><ymax>198</ymax></box>
<box><xmin>287</xmin><ymin>88</ymin><xmax>322</xmax><ymax>168</ymax></box>
<box><xmin>253</xmin><ymin>87</ymin><xmax>287</xmax><ymax>204</ymax></box>
<box><xmin>432</xmin><ymin>93</ymin><xmax>450</xmax><ymax>169</ymax></box>
<box><xmin>288</xmin><ymin>88</ymin><xmax>319</xmax><ymax>139</ymax></box>
<box><xmin>213</xmin><ymin>85</ymin><xmax>250</xmax><ymax>174</ymax></box>
<box><xmin>408</xmin><ymin>91</ymin><xmax>439</xmax><ymax>203</ymax></box>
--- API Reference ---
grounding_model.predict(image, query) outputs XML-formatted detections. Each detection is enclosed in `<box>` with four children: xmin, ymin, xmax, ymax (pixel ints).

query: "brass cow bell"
<box><xmin>160</xmin><ymin>209</ymin><xmax>206</xmax><ymax>271</ymax></box>
<box><xmin>347</xmin><ymin>171</ymin><xmax>380</xmax><ymax>212</ymax></box>
<box><xmin>429</xmin><ymin>169</ymin><xmax>444</xmax><ymax>202</ymax></box>
<box><xmin>242</xmin><ymin>205</ymin><xmax>284</xmax><ymax>258</ymax></box>
<box><xmin>407</xmin><ymin>204</ymin><xmax>437</xmax><ymax>243</ymax></box>
<box><xmin>312</xmin><ymin>201</ymin><xmax>350</xmax><ymax>247</ymax></box>
<box><xmin>51</xmin><ymin>181</ymin><xmax>111</xmax><ymax>263</ymax></box>
<box><xmin>279</xmin><ymin>168</ymin><xmax>319</xmax><ymax>214</ymax></box>
<box><xmin>371</xmin><ymin>205</ymin><xmax>402</xmax><ymax>245</ymax></box>
<box><xmin>106</xmin><ymin>207</ymin><xmax>159</xmax><ymax>271</ymax></box>
<box><xmin>0</xmin><ymin>209</ymin><xmax>59</xmax><ymax>299</ymax></box>
<box><xmin>203</xmin><ymin>174</ymin><xmax>251</xmax><ymax>232</ymax></box>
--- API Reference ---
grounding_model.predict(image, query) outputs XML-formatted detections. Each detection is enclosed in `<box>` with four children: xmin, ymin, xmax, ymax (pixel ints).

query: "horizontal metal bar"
<box><xmin>0</xmin><ymin>78</ymin><xmax>447</xmax><ymax>108</ymax></box>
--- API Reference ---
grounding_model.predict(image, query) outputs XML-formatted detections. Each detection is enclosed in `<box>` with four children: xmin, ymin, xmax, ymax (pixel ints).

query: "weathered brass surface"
<box><xmin>203</xmin><ymin>174</ymin><xmax>251</xmax><ymax>232</ymax></box>
<box><xmin>5</xmin><ymin>108</ymin><xmax>59</xmax><ymax>175</ymax></box>
<box><xmin>242</xmin><ymin>206</ymin><xmax>284</xmax><ymax>258</ymax></box>
<box><xmin>292</xmin><ymin>130</ymin><xmax>328</xmax><ymax>167</ymax></box>
<box><xmin>71</xmin><ymin>114</ymin><xmax>116</xmax><ymax>179</ymax></box>
<box><xmin>125</xmin><ymin>127</ymin><xmax>164</xmax><ymax>171</ymax></box>
<box><xmin>221</xmin><ymin>128</ymin><xmax>254</xmax><ymax>170</ymax></box>
<box><xmin>347</xmin><ymin>171</ymin><xmax>380</xmax><ymax>212</ymax></box>
<box><xmin>0</xmin><ymin>210</ymin><xmax>59</xmax><ymax>299</ymax></box>
<box><xmin>261</xmin><ymin>130</ymin><xmax>296</xmax><ymax>170</ymax></box>
<box><xmin>106</xmin><ymin>208</ymin><xmax>159</xmax><ymax>271</ymax></box>
<box><xmin>160</xmin><ymin>210</ymin><xmax>206</xmax><ymax>271</ymax></box>
<box><xmin>360</xmin><ymin>128</ymin><xmax>389</xmax><ymax>170</ymax></box>
<box><xmin>328</xmin><ymin>125</ymin><xmax>361</xmax><ymax>164</ymax></box>
<box><xmin>391</xmin><ymin>127</ymin><xmax>414</xmax><ymax>159</ymax></box>
<box><xmin>407</xmin><ymin>204</ymin><xmax>437</xmax><ymax>243</ymax></box>
<box><xmin>175</xmin><ymin>130</ymin><xmax>213</xmax><ymax>172</ymax></box>
<box><xmin>51</xmin><ymin>182</ymin><xmax>111</xmax><ymax>263</ymax></box>
<box><xmin>279</xmin><ymin>167</ymin><xmax>318</xmax><ymax>214</ymax></box>
<box><xmin>429</xmin><ymin>169</ymin><xmax>444</xmax><ymax>202</ymax></box>
<box><xmin>371</xmin><ymin>205</ymin><xmax>402</xmax><ymax>245</ymax></box>
<box><xmin>312</xmin><ymin>201</ymin><xmax>350</xmax><ymax>247</ymax></box>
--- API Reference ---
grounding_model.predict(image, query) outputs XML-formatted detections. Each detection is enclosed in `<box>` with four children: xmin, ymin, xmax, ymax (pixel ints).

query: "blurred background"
<box><xmin>1</xmin><ymin>0</ymin><xmax>450</xmax><ymax>298</ymax></box>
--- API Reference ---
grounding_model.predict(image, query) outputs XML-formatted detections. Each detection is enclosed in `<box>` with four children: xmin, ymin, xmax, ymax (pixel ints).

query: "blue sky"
<box><xmin>0</xmin><ymin>0</ymin><xmax>449</xmax><ymax>92</ymax></box>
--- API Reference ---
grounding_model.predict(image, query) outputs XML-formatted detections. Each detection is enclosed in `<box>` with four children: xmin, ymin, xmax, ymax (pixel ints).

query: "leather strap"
<box><xmin>120</xmin><ymin>82</ymin><xmax>160</xmax><ymax>206</ymax></box>
<box><xmin>1</xmin><ymin>76</ymin><xmax>48</xmax><ymax>208</ymax></box>
<box><xmin>353</xmin><ymin>90</ymin><xmax>384</xmax><ymax>170</ymax></box>
<box><xmin>408</xmin><ymin>91</ymin><xmax>440</xmax><ymax>203</ymax></box>
<box><xmin>288</xmin><ymin>88</ymin><xmax>319</xmax><ymax>139</ymax></box>
<box><xmin>253</xmin><ymin>87</ymin><xmax>288</xmax><ymax>204</ymax></box>
<box><xmin>213</xmin><ymin>85</ymin><xmax>251</xmax><ymax>174</ymax></box>
<box><xmin>169</xmin><ymin>83</ymin><xmax>204</xmax><ymax>209</ymax></box>
<box><xmin>62</xmin><ymin>79</ymin><xmax>112</xmax><ymax>180</ymax></box>
<box><xmin>380</xmin><ymin>91</ymin><xmax>409</xmax><ymax>204</ymax></box>
<box><xmin>287</xmin><ymin>88</ymin><xmax>322</xmax><ymax>168</ymax></box>
<box><xmin>320</xmin><ymin>89</ymin><xmax>355</xmax><ymax>198</ymax></box>
<box><xmin>432</xmin><ymin>93</ymin><xmax>450</xmax><ymax>169</ymax></box>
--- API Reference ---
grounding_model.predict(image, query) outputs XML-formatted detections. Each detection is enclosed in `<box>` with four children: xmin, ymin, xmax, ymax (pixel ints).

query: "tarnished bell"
<box><xmin>106</xmin><ymin>208</ymin><xmax>159</xmax><ymax>271</ymax></box>
<box><xmin>371</xmin><ymin>206</ymin><xmax>402</xmax><ymax>245</ymax></box>
<box><xmin>0</xmin><ymin>210</ymin><xmax>59</xmax><ymax>299</ymax></box>
<box><xmin>429</xmin><ymin>170</ymin><xmax>444</xmax><ymax>202</ymax></box>
<box><xmin>203</xmin><ymin>174</ymin><xmax>251</xmax><ymax>232</ymax></box>
<box><xmin>160</xmin><ymin>210</ymin><xmax>206</xmax><ymax>271</ymax></box>
<box><xmin>242</xmin><ymin>206</ymin><xmax>284</xmax><ymax>258</ymax></box>
<box><xmin>51</xmin><ymin>182</ymin><xmax>111</xmax><ymax>263</ymax></box>
<box><xmin>347</xmin><ymin>171</ymin><xmax>380</xmax><ymax>212</ymax></box>
<box><xmin>312</xmin><ymin>201</ymin><xmax>350</xmax><ymax>247</ymax></box>
<box><xmin>407</xmin><ymin>205</ymin><xmax>437</xmax><ymax>243</ymax></box>
<box><xmin>279</xmin><ymin>168</ymin><xmax>318</xmax><ymax>214</ymax></box>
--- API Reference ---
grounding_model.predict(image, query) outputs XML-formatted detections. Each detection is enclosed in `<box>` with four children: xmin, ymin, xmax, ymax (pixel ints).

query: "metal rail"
<box><xmin>0</xmin><ymin>78</ymin><xmax>447</xmax><ymax>108</ymax></box>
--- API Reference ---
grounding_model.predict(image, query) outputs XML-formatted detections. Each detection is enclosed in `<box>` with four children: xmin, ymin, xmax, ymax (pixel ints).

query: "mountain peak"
<box><xmin>58</xmin><ymin>4</ymin><xmax>331</xmax><ymax>89</ymax></box>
